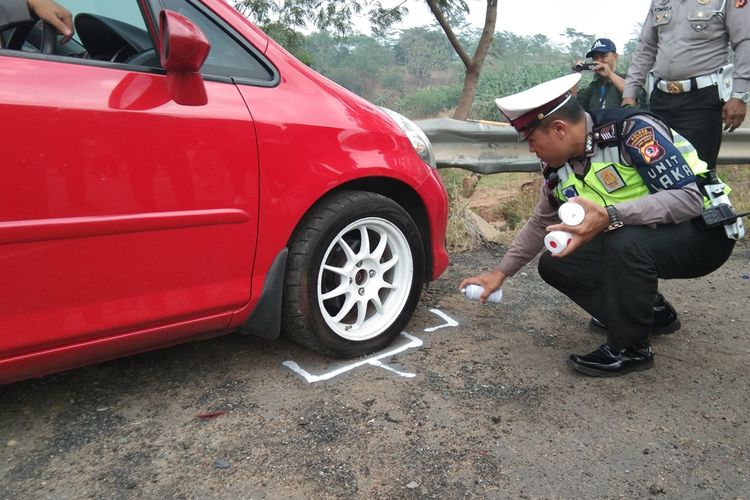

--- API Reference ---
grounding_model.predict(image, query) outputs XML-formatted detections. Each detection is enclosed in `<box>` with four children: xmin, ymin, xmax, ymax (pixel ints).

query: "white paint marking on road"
<box><xmin>423</xmin><ymin>308</ymin><xmax>459</xmax><ymax>332</ymax></box>
<box><xmin>367</xmin><ymin>359</ymin><xmax>416</xmax><ymax>378</ymax></box>
<box><xmin>282</xmin><ymin>332</ymin><xmax>422</xmax><ymax>383</ymax></box>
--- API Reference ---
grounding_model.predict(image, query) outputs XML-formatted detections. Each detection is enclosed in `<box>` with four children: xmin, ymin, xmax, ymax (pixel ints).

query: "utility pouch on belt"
<box><xmin>697</xmin><ymin>204</ymin><xmax>739</xmax><ymax>229</ymax></box>
<box><xmin>717</xmin><ymin>63</ymin><xmax>734</xmax><ymax>102</ymax></box>
<box><xmin>699</xmin><ymin>173</ymin><xmax>745</xmax><ymax>239</ymax></box>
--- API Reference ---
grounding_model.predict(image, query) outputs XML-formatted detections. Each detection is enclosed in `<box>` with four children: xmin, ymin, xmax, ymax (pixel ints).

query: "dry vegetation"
<box><xmin>440</xmin><ymin>169</ymin><xmax>484</xmax><ymax>253</ymax></box>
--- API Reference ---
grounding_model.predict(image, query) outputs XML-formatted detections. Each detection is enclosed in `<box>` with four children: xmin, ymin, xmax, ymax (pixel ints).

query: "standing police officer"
<box><xmin>622</xmin><ymin>0</ymin><xmax>750</xmax><ymax>170</ymax></box>
<box><xmin>460</xmin><ymin>74</ymin><xmax>739</xmax><ymax>377</ymax></box>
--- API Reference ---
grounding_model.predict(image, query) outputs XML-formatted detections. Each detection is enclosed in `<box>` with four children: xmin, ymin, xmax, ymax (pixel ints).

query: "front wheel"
<box><xmin>282</xmin><ymin>191</ymin><xmax>425</xmax><ymax>358</ymax></box>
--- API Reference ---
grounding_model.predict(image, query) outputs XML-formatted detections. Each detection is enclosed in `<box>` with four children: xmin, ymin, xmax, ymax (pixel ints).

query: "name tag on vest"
<box><xmin>595</xmin><ymin>165</ymin><xmax>626</xmax><ymax>193</ymax></box>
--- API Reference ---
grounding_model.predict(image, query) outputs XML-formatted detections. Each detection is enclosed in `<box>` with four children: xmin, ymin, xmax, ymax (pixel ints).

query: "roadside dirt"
<box><xmin>1</xmin><ymin>241</ymin><xmax>749</xmax><ymax>498</ymax></box>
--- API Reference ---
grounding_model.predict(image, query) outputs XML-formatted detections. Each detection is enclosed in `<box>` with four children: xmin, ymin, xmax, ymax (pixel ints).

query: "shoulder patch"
<box><xmin>625</xmin><ymin>126</ymin><xmax>665</xmax><ymax>164</ymax></box>
<box><xmin>594</xmin><ymin>165</ymin><xmax>626</xmax><ymax>193</ymax></box>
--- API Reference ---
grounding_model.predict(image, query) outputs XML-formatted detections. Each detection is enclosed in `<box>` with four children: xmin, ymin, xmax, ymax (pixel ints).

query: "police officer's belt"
<box><xmin>655</xmin><ymin>73</ymin><xmax>717</xmax><ymax>94</ymax></box>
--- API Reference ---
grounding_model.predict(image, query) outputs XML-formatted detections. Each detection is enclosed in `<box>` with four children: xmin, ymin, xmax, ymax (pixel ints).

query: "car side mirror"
<box><xmin>158</xmin><ymin>10</ymin><xmax>210</xmax><ymax>106</ymax></box>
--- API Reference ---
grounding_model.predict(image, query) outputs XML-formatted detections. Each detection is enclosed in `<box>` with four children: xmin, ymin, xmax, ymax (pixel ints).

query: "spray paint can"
<box><xmin>461</xmin><ymin>284</ymin><xmax>503</xmax><ymax>303</ymax></box>
<box><xmin>545</xmin><ymin>202</ymin><xmax>584</xmax><ymax>254</ymax></box>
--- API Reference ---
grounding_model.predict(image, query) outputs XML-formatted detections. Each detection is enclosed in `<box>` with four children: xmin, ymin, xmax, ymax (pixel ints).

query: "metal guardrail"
<box><xmin>416</xmin><ymin>118</ymin><xmax>750</xmax><ymax>174</ymax></box>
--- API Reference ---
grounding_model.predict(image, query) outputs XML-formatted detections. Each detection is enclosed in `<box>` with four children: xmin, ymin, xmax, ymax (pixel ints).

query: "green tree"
<box><xmin>394</xmin><ymin>27</ymin><xmax>453</xmax><ymax>82</ymax></box>
<box><xmin>304</xmin><ymin>31</ymin><xmax>343</xmax><ymax>75</ymax></box>
<box><xmin>303</xmin><ymin>32</ymin><xmax>401</xmax><ymax>104</ymax></box>
<box><xmin>261</xmin><ymin>22</ymin><xmax>311</xmax><ymax>64</ymax></box>
<box><xmin>232</xmin><ymin>0</ymin><xmax>497</xmax><ymax>120</ymax></box>
<box><xmin>489</xmin><ymin>31</ymin><xmax>561</xmax><ymax>70</ymax></box>
<box><xmin>425</xmin><ymin>0</ymin><xmax>497</xmax><ymax>119</ymax></box>
<box><xmin>562</xmin><ymin>27</ymin><xmax>594</xmax><ymax>59</ymax></box>
<box><xmin>619</xmin><ymin>26</ymin><xmax>643</xmax><ymax>70</ymax></box>
<box><xmin>328</xmin><ymin>35</ymin><xmax>395</xmax><ymax>97</ymax></box>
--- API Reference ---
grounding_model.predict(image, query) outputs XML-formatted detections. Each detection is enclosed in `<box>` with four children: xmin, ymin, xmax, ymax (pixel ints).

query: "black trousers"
<box><xmin>649</xmin><ymin>86</ymin><xmax>724</xmax><ymax>170</ymax></box>
<box><xmin>538</xmin><ymin>221</ymin><xmax>734</xmax><ymax>350</ymax></box>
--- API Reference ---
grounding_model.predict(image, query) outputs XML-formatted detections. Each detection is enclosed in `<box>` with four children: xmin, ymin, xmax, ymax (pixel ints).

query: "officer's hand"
<box><xmin>621</xmin><ymin>97</ymin><xmax>637</xmax><ymax>107</ymax></box>
<box><xmin>27</xmin><ymin>0</ymin><xmax>74</xmax><ymax>43</ymax></box>
<box><xmin>459</xmin><ymin>269</ymin><xmax>506</xmax><ymax>304</ymax></box>
<box><xmin>545</xmin><ymin>197</ymin><xmax>609</xmax><ymax>258</ymax></box>
<box><xmin>723</xmin><ymin>98</ymin><xmax>747</xmax><ymax>132</ymax></box>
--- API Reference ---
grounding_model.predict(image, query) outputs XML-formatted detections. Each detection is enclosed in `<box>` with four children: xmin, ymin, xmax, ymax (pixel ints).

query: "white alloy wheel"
<box><xmin>317</xmin><ymin>217</ymin><xmax>413</xmax><ymax>341</ymax></box>
<box><xmin>283</xmin><ymin>190</ymin><xmax>425</xmax><ymax>358</ymax></box>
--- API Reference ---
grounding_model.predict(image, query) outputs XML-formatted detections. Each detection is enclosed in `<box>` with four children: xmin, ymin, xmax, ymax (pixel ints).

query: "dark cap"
<box><xmin>585</xmin><ymin>38</ymin><xmax>616</xmax><ymax>58</ymax></box>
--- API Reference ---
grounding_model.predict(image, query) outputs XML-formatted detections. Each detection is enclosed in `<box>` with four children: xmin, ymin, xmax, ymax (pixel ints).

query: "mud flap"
<box><xmin>238</xmin><ymin>248</ymin><xmax>287</xmax><ymax>339</ymax></box>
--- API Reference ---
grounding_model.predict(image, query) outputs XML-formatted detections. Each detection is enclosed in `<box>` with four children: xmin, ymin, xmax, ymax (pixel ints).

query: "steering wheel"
<box><xmin>5</xmin><ymin>20</ymin><xmax>58</xmax><ymax>54</ymax></box>
<box><xmin>110</xmin><ymin>44</ymin><xmax>133</xmax><ymax>63</ymax></box>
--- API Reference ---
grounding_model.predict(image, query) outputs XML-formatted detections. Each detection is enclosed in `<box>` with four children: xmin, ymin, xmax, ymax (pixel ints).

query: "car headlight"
<box><xmin>380</xmin><ymin>107</ymin><xmax>436</xmax><ymax>169</ymax></box>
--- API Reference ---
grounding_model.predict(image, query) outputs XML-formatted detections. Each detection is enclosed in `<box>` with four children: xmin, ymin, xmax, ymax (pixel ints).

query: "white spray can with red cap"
<box><xmin>544</xmin><ymin>202</ymin><xmax>585</xmax><ymax>255</ymax></box>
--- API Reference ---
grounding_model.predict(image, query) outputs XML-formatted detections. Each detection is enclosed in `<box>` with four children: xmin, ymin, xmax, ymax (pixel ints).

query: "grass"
<box><xmin>440</xmin><ymin>164</ymin><xmax>750</xmax><ymax>252</ymax></box>
<box><xmin>439</xmin><ymin>169</ymin><xmax>484</xmax><ymax>253</ymax></box>
<box><xmin>719</xmin><ymin>165</ymin><xmax>750</xmax><ymax>214</ymax></box>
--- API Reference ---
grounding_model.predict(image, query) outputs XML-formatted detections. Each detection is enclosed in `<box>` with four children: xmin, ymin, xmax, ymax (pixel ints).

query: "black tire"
<box><xmin>282</xmin><ymin>190</ymin><xmax>425</xmax><ymax>358</ymax></box>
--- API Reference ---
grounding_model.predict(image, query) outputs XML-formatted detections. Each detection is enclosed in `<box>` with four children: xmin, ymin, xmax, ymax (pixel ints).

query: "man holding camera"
<box><xmin>573</xmin><ymin>38</ymin><xmax>634</xmax><ymax>112</ymax></box>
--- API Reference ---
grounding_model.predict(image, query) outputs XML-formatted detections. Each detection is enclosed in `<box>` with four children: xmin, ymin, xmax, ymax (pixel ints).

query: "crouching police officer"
<box><xmin>460</xmin><ymin>73</ymin><xmax>740</xmax><ymax>377</ymax></box>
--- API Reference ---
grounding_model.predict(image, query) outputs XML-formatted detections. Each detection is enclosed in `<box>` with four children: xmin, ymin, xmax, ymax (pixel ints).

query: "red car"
<box><xmin>0</xmin><ymin>0</ymin><xmax>448</xmax><ymax>384</ymax></box>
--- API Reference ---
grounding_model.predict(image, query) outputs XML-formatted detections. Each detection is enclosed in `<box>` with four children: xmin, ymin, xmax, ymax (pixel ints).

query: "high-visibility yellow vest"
<box><xmin>550</xmin><ymin>110</ymin><xmax>726</xmax><ymax>208</ymax></box>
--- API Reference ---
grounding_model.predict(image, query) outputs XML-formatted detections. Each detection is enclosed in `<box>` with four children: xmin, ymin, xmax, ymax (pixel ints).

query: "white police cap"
<box><xmin>495</xmin><ymin>73</ymin><xmax>582</xmax><ymax>141</ymax></box>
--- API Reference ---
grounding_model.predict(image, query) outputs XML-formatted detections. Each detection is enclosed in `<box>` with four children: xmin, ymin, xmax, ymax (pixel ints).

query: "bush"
<box><xmin>396</xmin><ymin>86</ymin><xmax>462</xmax><ymax>119</ymax></box>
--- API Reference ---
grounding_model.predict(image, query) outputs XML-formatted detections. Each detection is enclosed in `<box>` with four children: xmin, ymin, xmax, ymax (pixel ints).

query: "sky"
<box><xmin>383</xmin><ymin>0</ymin><xmax>653</xmax><ymax>53</ymax></box>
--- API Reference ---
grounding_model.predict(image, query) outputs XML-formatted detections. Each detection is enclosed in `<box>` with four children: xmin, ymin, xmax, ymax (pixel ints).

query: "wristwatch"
<box><xmin>605</xmin><ymin>205</ymin><xmax>624</xmax><ymax>232</ymax></box>
<box><xmin>731</xmin><ymin>91</ymin><xmax>750</xmax><ymax>104</ymax></box>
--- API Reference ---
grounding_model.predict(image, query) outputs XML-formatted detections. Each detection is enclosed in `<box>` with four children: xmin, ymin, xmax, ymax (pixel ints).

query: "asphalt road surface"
<box><xmin>1</xmin><ymin>241</ymin><xmax>749</xmax><ymax>498</ymax></box>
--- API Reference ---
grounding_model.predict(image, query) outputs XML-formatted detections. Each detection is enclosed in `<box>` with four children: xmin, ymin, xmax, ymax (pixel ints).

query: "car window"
<box><xmin>0</xmin><ymin>0</ymin><xmax>158</xmax><ymax>66</ymax></box>
<box><xmin>1</xmin><ymin>0</ymin><xmax>274</xmax><ymax>82</ymax></box>
<box><xmin>62</xmin><ymin>0</ymin><xmax>157</xmax><ymax>65</ymax></box>
<box><xmin>59</xmin><ymin>0</ymin><xmax>148</xmax><ymax>32</ymax></box>
<box><xmin>160</xmin><ymin>0</ymin><xmax>275</xmax><ymax>82</ymax></box>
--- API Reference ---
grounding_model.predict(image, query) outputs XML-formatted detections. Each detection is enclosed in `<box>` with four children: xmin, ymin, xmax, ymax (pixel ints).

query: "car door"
<box><xmin>0</xmin><ymin>0</ymin><xmax>263</xmax><ymax>360</ymax></box>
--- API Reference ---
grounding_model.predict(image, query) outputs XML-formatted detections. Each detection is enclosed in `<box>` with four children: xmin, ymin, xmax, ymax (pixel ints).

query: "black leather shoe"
<box><xmin>589</xmin><ymin>292</ymin><xmax>681</xmax><ymax>335</ymax></box>
<box><xmin>569</xmin><ymin>343</ymin><xmax>654</xmax><ymax>377</ymax></box>
<box><xmin>652</xmin><ymin>292</ymin><xmax>680</xmax><ymax>333</ymax></box>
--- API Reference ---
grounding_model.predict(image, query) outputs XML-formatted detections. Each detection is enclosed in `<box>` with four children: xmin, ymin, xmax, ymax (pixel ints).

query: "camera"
<box><xmin>572</xmin><ymin>62</ymin><xmax>597</xmax><ymax>72</ymax></box>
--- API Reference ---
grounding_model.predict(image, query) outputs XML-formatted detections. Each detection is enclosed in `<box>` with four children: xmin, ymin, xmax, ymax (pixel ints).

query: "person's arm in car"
<box><xmin>0</xmin><ymin>0</ymin><xmax>73</xmax><ymax>41</ymax></box>
<box><xmin>27</xmin><ymin>0</ymin><xmax>73</xmax><ymax>41</ymax></box>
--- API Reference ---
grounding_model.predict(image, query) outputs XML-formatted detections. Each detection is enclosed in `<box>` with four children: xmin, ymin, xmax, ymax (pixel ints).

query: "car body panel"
<box><xmin>0</xmin><ymin>57</ymin><xmax>259</xmax><ymax>362</ymax></box>
<box><xmin>0</xmin><ymin>0</ymin><xmax>448</xmax><ymax>384</ymax></box>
